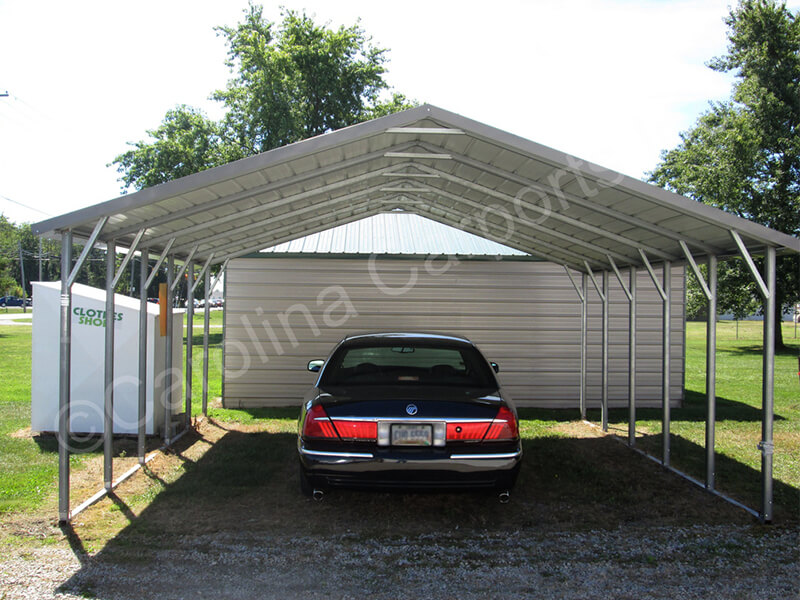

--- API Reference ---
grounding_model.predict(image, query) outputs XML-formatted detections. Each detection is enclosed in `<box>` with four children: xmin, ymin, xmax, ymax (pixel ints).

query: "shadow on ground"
<box><xmin>56</xmin><ymin>417</ymin><xmax>798</xmax><ymax>598</ymax></box>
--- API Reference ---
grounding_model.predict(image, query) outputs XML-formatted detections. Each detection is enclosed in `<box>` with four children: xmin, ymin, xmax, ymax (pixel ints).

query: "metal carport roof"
<box><xmin>32</xmin><ymin>104</ymin><xmax>799</xmax><ymax>266</ymax></box>
<box><xmin>33</xmin><ymin>104</ymin><xmax>798</xmax><ymax>526</ymax></box>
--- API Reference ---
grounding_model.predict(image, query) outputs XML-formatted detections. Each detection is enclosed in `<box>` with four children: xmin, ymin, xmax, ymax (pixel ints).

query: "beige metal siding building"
<box><xmin>223</xmin><ymin>254</ymin><xmax>684</xmax><ymax>409</ymax></box>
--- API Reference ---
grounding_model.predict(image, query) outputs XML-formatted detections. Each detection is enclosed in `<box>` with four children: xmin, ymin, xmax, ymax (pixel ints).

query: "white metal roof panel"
<box><xmin>31</xmin><ymin>104</ymin><xmax>797</xmax><ymax>274</ymax></box>
<box><xmin>261</xmin><ymin>212</ymin><xmax>526</xmax><ymax>256</ymax></box>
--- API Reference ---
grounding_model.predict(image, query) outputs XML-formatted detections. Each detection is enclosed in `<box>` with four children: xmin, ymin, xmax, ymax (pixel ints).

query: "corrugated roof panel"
<box><xmin>32</xmin><ymin>104</ymin><xmax>798</xmax><ymax>268</ymax></box>
<box><xmin>260</xmin><ymin>212</ymin><xmax>526</xmax><ymax>256</ymax></box>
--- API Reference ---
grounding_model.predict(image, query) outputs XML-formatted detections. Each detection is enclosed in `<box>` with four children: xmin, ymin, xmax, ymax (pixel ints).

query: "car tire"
<box><xmin>299</xmin><ymin>464</ymin><xmax>313</xmax><ymax>497</ymax></box>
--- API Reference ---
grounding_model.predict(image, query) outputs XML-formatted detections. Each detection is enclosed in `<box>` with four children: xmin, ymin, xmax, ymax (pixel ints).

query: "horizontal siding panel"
<box><xmin>223</xmin><ymin>257</ymin><xmax>685</xmax><ymax>408</ymax></box>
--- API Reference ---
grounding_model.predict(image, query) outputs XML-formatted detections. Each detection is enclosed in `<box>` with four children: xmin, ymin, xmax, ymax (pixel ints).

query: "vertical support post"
<box><xmin>628</xmin><ymin>266</ymin><xmax>637</xmax><ymax>447</ymax></box>
<box><xmin>164</xmin><ymin>255</ymin><xmax>174</xmax><ymax>445</ymax></box>
<box><xmin>761</xmin><ymin>246</ymin><xmax>776</xmax><ymax>523</ymax></box>
<box><xmin>18</xmin><ymin>241</ymin><xmax>27</xmax><ymax>313</ymax></box>
<box><xmin>202</xmin><ymin>267</ymin><xmax>211</xmax><ymax>416</ymax></box>
<box><xmin>136</xmin><ymin>248</ymin><xmax>148</xmax><ymax>465</ymax></box>
<box><xmin>138</xmin><ymin>249</ymin><xmax>149</xmax><ymax>464</ymax></box>
<box><xmin>705</xmin><ymin>255</ymin><xmax>718</xmax><ymax>489</ymax></box>
<box><xmin>580</xmin><ymin>273</ymin><xmax>588</xmax><ymax>420</ymax></box>
<box><xmin>39</xmin><ymin>237</ymin><xmax>43</xmax><ymax>282</ymax></box>
<box><xmin>185</xmin><ymin>260</ymin><xmax>194</xmax><ymax>428</ymax></box>
<box><xmin>103</xmin><ymin>241</ymin><xmax>116</xmax><ymax>490</ymax></box>
<box><xmin>601</xmin><ymin>270</ymin><xmax>609</xmax><ymax>431</ymax></box>
<box><xmin>58</xmin><ymin>231</ymin><xmax>73</xmax><ymax>523</ymax></box>
<box><xmin>662</xmin><ymin>261</ymin><xmax>672</xmax><ymax>466</ymax></box>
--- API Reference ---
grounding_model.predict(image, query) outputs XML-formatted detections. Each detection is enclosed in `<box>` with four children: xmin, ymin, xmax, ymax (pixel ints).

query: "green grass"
<box><xmin>0</xmin><ymin>327</ymin><xmax>91</xmax><ymax>513</ymax></box>
<box><xmin>184</xmin><ymin>309</ymin><xmax>224</xmax><ymax>328</ymax></box>
<box><xmin>0</xmin><ymin>318</ymin><xmax>797</xmax><ymax>519</ymax></box>
<box><xmin>598</xmin><ymin>320</ymin><xmax>799</xmax><ymax>513</ymax></box>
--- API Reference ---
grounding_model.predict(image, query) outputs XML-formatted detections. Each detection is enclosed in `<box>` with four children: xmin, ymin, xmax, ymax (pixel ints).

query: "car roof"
<box><xmin>341</xmin><ymin>332</ymin><xmax>474</xmax><ymax>347</ymax></box>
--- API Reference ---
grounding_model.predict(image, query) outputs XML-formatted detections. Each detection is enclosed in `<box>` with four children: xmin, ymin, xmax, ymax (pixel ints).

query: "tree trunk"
<box><xmin>774</xmin><ymin>302</ymin><xmax>786</xmax><ymax>351</ymax></box>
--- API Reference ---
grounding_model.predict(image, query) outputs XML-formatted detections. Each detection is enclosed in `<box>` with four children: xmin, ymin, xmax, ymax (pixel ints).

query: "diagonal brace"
<box><xmin>111</xmin><ymin>228</ymin><xmax>147</xmax><ymax>288</ymax></box>
<box><xmin>679</xmin><ymin>240</ymin><xmax>713</xmax><ymax>301</ymax></box>
<box><xmin>584</xmin><ymin>261</ymin><xmax>605</xmax><ymax>301</ymax></box>
<box><xmin>639</xmin><ymin>249</ymin><xmax>667</xmax><ymax>301</ymax></box>
<box><xmin>730</xmin><ymin>231</ymin><xmax>770</xmax><ymax>300</ymax></box>
<box><xmin>67</xmin><ymin>217</ymin><xmax>108</xmax><ymax>286</ymax></box>
<box><xmin>144</xmin><ymin>238</ymin><xmax>176</xmax><ymax>289</ymax></box>
<box><xmin>564</xmin><ymin>265</ymin><xmax>585</xmax><ymax>302</ymax></box>
<box><xmin>607</xmin><ymin>255</ymin><xmax>632</xmax><ymax>301</ymax></box>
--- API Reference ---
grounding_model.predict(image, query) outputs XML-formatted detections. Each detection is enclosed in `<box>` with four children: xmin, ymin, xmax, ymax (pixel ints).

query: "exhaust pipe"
<box><xmin>498</xmin><ymin>490</ymin><xmax>510</xmax><ymax>504</ymax></box>
<box><xmin>312</xmin><ymin>489</ymin><xmax>325</xmax><ymax>501</ymax></box>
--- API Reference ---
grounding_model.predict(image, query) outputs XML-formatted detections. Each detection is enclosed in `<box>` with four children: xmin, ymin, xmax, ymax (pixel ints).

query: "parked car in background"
<box><xmin>0</xmin><ymin>296</ymin><xmax>29</xmax><ymax>307</ymax></box>
<box><xmin>297</xmin><ymin>333</ymin><xmax>522</xmax><ymax>501</ymax></box>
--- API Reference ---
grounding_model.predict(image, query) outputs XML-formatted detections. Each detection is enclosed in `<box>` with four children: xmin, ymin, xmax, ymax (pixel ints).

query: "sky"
<box><xmin>0</xmin><ymin>0</ymin><xmax>796</xmax><ymax>226</ymax></box>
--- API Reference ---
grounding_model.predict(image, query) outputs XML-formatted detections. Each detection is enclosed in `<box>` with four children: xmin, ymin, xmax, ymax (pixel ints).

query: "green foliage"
<box><xmin>113</xmin><ymin>3</ymin><xmax>415</xmax><ymax>191</ymax></box>
<box><xmin>685</xmin><ymin>261</ymin><xmax>761</xmax><ymax>321</ymax></box>
<box><xmin>112</xmin><ymin>106</ymin><xmax>229</xmax><ymax>191</ymax></box>
<box><xmin>649</xmin><ymin>0</ymin><xmax>799</xmax><ymax>344</ymax></box>
<box><xmin>0</xmin><ymin>214</ymin><xmax>143</xmax><ymax>297</ymax></box>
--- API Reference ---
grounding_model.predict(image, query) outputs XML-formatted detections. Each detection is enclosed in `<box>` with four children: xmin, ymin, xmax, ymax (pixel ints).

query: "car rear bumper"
<box><xmin>298</xmin><ymin>443</ymin><xmax>522</xmax><ymax>490</ymax></box>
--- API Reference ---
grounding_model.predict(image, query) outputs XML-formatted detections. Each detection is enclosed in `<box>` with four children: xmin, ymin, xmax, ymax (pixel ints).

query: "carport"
<box><xmin>32</xmin><ymin>104</ymin><xmax>799</xmax><ymax>525</ymax></box>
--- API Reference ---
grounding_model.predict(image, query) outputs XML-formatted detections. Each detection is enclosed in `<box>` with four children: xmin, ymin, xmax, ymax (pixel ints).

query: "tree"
<box><xmin>649</xmin><ymin>0</ymin><xmax>799</xmax><ymax>349</ymax></box>
<box><xmin>113</xmin><ymin>4</ymin><xmax>414</xmax><ymax>190</ymax></box>
<box><xmin>112</xmin><ymin>105</ymin><xmax>229</xmax><ymax>191</ymax></box>
<box><xmin>0</xmin><ymin>215</ymin><xmax>19</xmax><ymax>295</ymax></box>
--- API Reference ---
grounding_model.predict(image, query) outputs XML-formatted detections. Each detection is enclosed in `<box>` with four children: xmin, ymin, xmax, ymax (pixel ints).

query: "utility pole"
<box><xmin>18</xmin><ymin>241</ymin><xmax>27</xmax><ymax>313</ymax></box>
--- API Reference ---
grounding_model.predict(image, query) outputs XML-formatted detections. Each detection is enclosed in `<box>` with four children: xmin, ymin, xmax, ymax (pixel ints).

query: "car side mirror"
<box><xmin>308</xmin><ymin>359</ymin><xmax>325</xmax><ymax>373</ymax></box>
<box><xmin>490</xmin><ymin>362</ymin><xmax>500</xmax><ymax>373</ymax></box>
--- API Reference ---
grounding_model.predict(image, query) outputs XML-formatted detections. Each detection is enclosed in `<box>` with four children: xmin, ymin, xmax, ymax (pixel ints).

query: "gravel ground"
<box><xmin>1</xmin><ymin>524</ymin><xmax>797</xmax><ymax>599</ymax></box>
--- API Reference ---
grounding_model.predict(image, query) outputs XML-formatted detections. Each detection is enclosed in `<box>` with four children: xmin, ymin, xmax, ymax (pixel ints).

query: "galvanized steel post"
<box><xmin>138</xmin><ymin>249</ymin><xmax>149</xmax><ymax>464</ymax></box>
<box><xmin>601</xmin><ymin>270</ymin><xmax>609</xmax><ymax>431</ymax></box>
<box><xmin>628</xmin><ymin>266</ymin><xmax>637</xmax><ymax>447</ymax></box>
<box><xmin>706</xmin><ymin>255</ymin><xmax>717</xmax><ymax>489</ymax></box>
<box><xmin>580</xmin><ymin>273</ymin><xmax>588</xmax><ymax>420</ymax></box>
<box><xmin>662</xmin><ymin>261</ymin><xmax>672</xmax><ymax>466</ymax></box>
<box><xmin>202</xmin><ymin>267</ymin><xmax>210</xmax><ymax>416</ymax></box>
<box><xmin>165</xmin><ymin>255</ymin><xmax>174</xmax><ymax>445</ymax></box>
<box><xmin>58</xmin><ymin>230</ymin><xmax>73</xmax><ymax>523</ymax></box>
<box><xmin>185</xmin><ymin>260</ymin><xmax>194</xmax><ymax>428</ymax></box>
<box><xmin>761</xmin><ymin>246</ymin><xmax>776</xmax><ymax>522</ymax></box>
<box><xmin>103</xmin><ymin>241</ymin><xmax>115</xmax><ymax>490</ymax></box>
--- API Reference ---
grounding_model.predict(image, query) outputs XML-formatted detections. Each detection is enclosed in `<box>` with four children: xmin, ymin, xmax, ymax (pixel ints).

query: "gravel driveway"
<box><xmin>1</xmin><ymin>523</ymin><xmax>797</xmax><ymax>599</ymax></box>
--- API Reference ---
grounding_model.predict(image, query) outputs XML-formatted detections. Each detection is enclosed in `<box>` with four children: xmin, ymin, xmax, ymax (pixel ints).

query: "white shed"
<box><xmin>31</xmin><ymin>282</ymin><xmax>183</xmax><ymax>435</ymax></box>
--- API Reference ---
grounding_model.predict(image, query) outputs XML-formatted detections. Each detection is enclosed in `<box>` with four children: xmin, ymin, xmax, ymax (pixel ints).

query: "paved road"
<box><xmin>0</xmin><ymin>311</ymin><xmax>32</xmax><ymax>325</ymax></box>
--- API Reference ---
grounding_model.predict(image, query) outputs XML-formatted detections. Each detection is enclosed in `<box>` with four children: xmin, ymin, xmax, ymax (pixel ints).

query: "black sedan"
<box><xmin>297</xmin><ymin>333</ymin><xmax>522</xmax><ymax>500</ymax></box>
<box><xmin>0</xmin><ymin>296</ymin><xmax>29</xmax><ymax>307</ymax></box>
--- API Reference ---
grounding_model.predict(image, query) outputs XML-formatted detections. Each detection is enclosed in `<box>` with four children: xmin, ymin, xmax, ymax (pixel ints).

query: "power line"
<box><xmin>0</xmin><ymin>194</ymin><xmax>52</xmax><ymax>217</ymax></box>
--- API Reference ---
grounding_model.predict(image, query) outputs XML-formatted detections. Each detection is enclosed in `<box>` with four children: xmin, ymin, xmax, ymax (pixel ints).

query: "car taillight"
<box><xmin>331</xmin><ymin>420</ymin><xmax>378</xmax><ymax>441</ymax></box>
<box><xmin>302</xmin><ymin>404</ymin><xmax>339</xmax><ymax>439</ymax></box>
<box><xmin>483</xmin><ymin>406</ymin><xmax>519</xmax><ymax>440</ymax></box>
<box><xmin>446</xmin><ymin>421</ymin><xmax>491</xmax><ymax>440</ymax></box>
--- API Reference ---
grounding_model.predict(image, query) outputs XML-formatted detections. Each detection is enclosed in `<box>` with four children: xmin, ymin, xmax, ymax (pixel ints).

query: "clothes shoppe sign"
<box><xmin>73</xmin><ymin>306</ymin><xmax>123</xmax><ymax>328</ymax></box>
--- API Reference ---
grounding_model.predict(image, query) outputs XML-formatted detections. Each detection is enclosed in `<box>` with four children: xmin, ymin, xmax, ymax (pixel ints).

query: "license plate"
<box><xmin>391</xmin><ymin>423</ymin><xmax>432</xmax><ymax>446</ymax></box>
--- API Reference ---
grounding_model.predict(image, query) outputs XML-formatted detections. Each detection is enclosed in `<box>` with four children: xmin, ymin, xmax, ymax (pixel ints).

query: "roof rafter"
<box><xmin>415</xmin><ymin>140</ymin><xmax>724</xmax><ymax>257</ymax></box>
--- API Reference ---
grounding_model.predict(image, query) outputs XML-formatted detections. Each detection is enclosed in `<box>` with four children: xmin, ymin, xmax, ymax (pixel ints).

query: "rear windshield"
<box><xmin>320</xmin><ymin>343</ymin><xmax>497</xmax><ymax>388</ymax></box>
